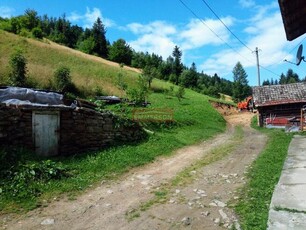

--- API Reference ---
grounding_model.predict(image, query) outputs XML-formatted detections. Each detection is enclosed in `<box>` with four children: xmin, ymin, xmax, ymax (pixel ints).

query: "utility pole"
<box><xmin>255</xmin><ymin>47</ymin><xmax>261</xmax><ymax>86</ymax></box>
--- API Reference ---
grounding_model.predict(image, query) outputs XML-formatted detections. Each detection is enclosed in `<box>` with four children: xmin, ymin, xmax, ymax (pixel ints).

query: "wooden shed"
<box><xmin>252</xmin><ymin>82</ymin><xmax>306</xmax><ymax>127</ymax></box>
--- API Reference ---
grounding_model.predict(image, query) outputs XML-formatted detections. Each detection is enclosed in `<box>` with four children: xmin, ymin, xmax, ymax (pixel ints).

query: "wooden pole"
<box><xmin>301</xmin><ymin>108</ymin><xmax>303</xmax><ymax>131</ymax></box>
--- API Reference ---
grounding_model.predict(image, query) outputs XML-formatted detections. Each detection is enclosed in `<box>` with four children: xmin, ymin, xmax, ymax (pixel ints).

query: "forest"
<box><xmin>0</xmin><ymin>9</ymin><xmax>303</xmax><ymax>102</ymax></box>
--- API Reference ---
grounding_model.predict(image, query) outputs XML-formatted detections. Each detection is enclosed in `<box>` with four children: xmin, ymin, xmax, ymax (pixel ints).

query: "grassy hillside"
<box><xmin>0</xmin><ymin>30</ymin><xmax>227</xmax><ymax>212</ymax></box>
<box><xmin>0</xmin><ymin>30</ymin><xmax>140</xmax><ymax>96</ymax></box>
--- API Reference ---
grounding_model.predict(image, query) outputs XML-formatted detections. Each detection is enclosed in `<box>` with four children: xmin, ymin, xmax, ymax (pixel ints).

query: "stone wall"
<box><xmin>59</xmin><ymin>107</ymin><xmax>146</xmax><ymax>155</ymax></box>
<box><xmin>0</xmin><ymin>104</ymin><xmax>33</xmax><ymax>149</ymax></box>
<box><xmin>0</xmin><ymin>105</ymin><xmax>146</xmax><ymax>156</ymax></box>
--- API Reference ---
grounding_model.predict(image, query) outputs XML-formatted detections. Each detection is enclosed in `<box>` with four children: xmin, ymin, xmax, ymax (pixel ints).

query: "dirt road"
<box><xmin>1</xmin><ymin>112</ymin><xmax>266</xmax><ymax>230</ymax></box>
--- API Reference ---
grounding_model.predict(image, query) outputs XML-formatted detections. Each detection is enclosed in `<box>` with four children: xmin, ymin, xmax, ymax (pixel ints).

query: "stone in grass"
<box><xmin>201</xmin><ymin>211</ymin><xmax>210</xmax><ymax>216</ymax></box>
<box><xmin>218</xmin><ymin>209</ymin><xmax>229</xmax><ymax>221</ymax></box>
<box><xmin>181</xmin><ymin>217</ymin><xmax>191</xmax><ymax>226</ymax></box>
<box><xmin>214</xmin><ymin>218</ymin><xmax>221</xmax><ymax>224</ymax></box>
<box><xmin>41</xmin><ymin>218</ymin><xmax>55</xmax><ymax>225</ymax></box>
<box><xmin>214</xmin><ymin>200</ymin><xmax>226</xmax><ymax>207</ymax></box>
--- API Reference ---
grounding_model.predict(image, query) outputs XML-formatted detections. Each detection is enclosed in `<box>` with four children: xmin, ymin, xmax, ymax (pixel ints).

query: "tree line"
<box><xmin>1</xmin><ymin>9</ymin><xmax>301</xmax><ymax>102</ymax></box>
<box><xmin>262</xmin><ymin>68</ymin><xmax>305</xmax><ymax>86</ymax></box>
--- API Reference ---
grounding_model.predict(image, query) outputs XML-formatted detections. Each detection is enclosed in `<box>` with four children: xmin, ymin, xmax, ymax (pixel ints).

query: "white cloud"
<box><xmin>199</xmin><ymin>4</ymin><xmax>293</xmax><ymax>82</ymax></box>
<box><xmin>127</xmin><ymin>21</ymin><xmax>176</xmax><ymax>35</ymax></box>
<box><xmin>179</xmin><ymin>17</ymin><xmax>233</xmax><ymax>50</ymax></box>
<box><xmin>68</xmin><ymin>7</ymin><xmax>115</xmax><ymax>29</ymax></box>
<box><xmin>68</xmin><ymin>12</ymin><xmax>83</xmax><ymax>21</ymax></box>
<box><xmin>239</xmin><ymin>0</ymin><xmax>255</xmax><ymax>8</ymax></box>
<box><xmin>249</xmin><ymin>2</ymin><xmax>279</xmax><ymax>23</ymax></box>
<box><xmin>127</xmin><ymin>17</ymin><xmax>235</xmax><ymax>60</ymax></box>
<box><xmin>130</xmin><ymin>34</ymin><xmax>176</xmax><ymax>58</ymax></box>
<box><xmin>123</xmin><ymin>1</ymin><xmax>297</xmax><ymax>85</ymax></box>
<box><xmin>0</xmin><ymin>6</ymin><xmax>14</xmax><ymax>18</ymax></box>
<box><xmin>127</xmin><ymin>21</ymin><xmax>176</xmax><ymax>58</ymax></box>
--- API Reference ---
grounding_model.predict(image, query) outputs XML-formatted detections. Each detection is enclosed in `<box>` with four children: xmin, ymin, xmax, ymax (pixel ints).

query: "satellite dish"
<box><xmin>296</xmin><ymin>44</ymin><xmax>304</xmax><ymax>65</ymax></box>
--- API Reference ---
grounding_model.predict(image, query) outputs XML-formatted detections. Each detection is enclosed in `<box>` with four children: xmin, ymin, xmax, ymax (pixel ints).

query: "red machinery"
<box><xmin>237</xmin><ymin>96</ymin><xmax>254</xmax><ymax>111</ymax></box>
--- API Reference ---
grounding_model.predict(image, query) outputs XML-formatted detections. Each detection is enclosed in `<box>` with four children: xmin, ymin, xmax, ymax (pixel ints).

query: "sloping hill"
<box><xmin>0</xmin><ymin>30</ymin><xmax>228</xmax><ymax>212</ymax></box>
<box><xmin>0</xmin><ymin>30</ymin><xmax>140</xmax><ymax>96</ymax></box>
<box><xmin>0</xmin><ymin>30</ymin><xmax>227</xmax><ymax>156</ymax></box>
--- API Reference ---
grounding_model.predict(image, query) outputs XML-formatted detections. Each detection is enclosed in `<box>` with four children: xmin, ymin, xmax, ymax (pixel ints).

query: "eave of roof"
<box><xmin>278</xmin><ymin>0</ymin><xmax>306</xmax><ymax>41</ymax></box>
<box><xmin>255</xmin><ymin>99</ymin><xmax>306</xmax><ymax>107</ymax></box>
<box><xmin>252</xmin><ymin>82</ymin><xmax>306</xmax><ymax>107</ymax></box>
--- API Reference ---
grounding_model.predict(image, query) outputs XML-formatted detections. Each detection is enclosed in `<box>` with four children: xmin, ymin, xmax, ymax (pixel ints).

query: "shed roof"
<box><xmin>278</xmin><ymin>0</ymin><xmax>306</xmax><ymax>41</ymax></box>
<box><xmin>252</xmin><ymin>82</ymin><xmax>306</xmax><ymax>107</ymax></box>
<box><xmin>0</xmin><ymin>87</ymin><xmax>74</xmax><ymax>109</ymax></box>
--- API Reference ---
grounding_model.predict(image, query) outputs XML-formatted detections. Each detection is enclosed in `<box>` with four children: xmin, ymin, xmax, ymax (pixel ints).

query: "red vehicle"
<box><xmin>237</xmin><ymin>96</ymin><xmax>254</xmax><ymax>111</ymax></box>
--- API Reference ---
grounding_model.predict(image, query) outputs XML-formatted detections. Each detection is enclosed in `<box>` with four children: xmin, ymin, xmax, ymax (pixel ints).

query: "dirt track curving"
<box><xmin>1</xmin><ymin>112</ymin><xmax>266</xmax><ymax>230</ymax></box>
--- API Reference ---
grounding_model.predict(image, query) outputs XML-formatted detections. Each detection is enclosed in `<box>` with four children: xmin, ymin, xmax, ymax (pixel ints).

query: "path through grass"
<box><xmin>234</xmin><ymin>117</ymin><xmax>293</xmax><ymax>229</ymax></box>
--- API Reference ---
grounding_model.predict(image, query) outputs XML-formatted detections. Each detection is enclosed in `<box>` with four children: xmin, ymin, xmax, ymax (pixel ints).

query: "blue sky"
<box><xmin>1</xmin><ymin>0</ymin><xmax>306</xmax><ymax>86</ymax></box>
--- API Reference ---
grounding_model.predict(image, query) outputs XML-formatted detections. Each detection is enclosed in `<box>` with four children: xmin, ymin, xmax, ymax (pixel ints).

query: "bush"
<box><xmin>53</xmin><ymin>66</ymin><xmax>75</xmax><ymax>93</ymax></box>
<box><xmin>31</xmin><ymin>27</ymin><xmax>43</xmax><ymax>39</ymax></box>
<box><xmin>18</xmin><ymin>28</ymin><xmax>31</xmax><ymax>38</ymax></box>
<box><xmin>77</xmin><ymin>36</ymin><xmax>95</xmax><ymax>54</ymax></box>
<box><xmin>126</xmin><ymin>75</ymin><xmax>149</xmax><ymax>106</ymax></box>
<box><xmin>0</xmin><ymin>148</ymin><xmax>68</xmax><ymax>199</ymax></box>
<box><xmin>176</xmin><ymin>86</ymin><xmax>185</xmax><ymax>101</ymax></box>
<box><xmin>9</xmin><ymin>50</ymin><xmax>27</xmax><ymax>86</ymax></box>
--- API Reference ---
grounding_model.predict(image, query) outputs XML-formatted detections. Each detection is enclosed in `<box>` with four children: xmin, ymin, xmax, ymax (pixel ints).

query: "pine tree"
<box><xmin>172</xmin><ymin>45</ymin><xmax>183</xmax><ymax>85</ymax></box>
<box><xmin>279</xmin><ymin>73</ymin><xmax>286</xmax><ymax>84</ymax></box>
<box><xmin>92</xmin><ymin>17</ymin><xmax>108</xmax><ymax>58</ymax></box>
<box><xmin>232</xmin><ymin>62</ymin><xmax>251</xmax><ymax>102</ymax></box>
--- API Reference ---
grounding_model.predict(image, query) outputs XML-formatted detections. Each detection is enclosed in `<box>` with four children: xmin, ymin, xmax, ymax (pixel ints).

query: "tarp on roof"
<box><xmin>0</xmin><ymin>87</ymin><xmax>64</xmax><ymax>106</ymax></box>
<box><xmin>252</xmin><ymin>82</ymin><xmax>306</xmax><ymax>107</ymax></box>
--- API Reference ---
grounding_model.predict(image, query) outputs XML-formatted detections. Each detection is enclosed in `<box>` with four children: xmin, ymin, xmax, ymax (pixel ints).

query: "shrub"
<box><xmin>31</xmin><ymin>27</ymin><xmax>43</xmax><ymax>39</ymax></box>
<box><xmin>77</xmin><ymin>36</ymin><xmax>95</xmax><ymax>54</ymax></box>
<box><xmin>126</xmin><ymin>75</ymin><xmax>149</xmax><ymax>106</ymax></box>
<box><xmin>176</xmin><ymin>86</ymin><xmax>185</xmax><ymax>101</ymax></box>
<box><xmin>116</xmin><ymin>71</ymin><xmax>128</xmax><ymax>92</ymax></box>
<box><xmin>0</xmin><ymin>148</ymin><xmax>68</xmax><ymax>199</ymax></box>
<box><xmin>18</xmin><ymin>28</ymin><xmax>31</xmax><ymax>38</ymax></box>
<box><xmin>53</xmin><ymin>66</ymin><xmax>74</xmax><ymax>93</ymax></box>
<box><xmin>9</xmin><ymin>50</ymin><xmax>27</xmax><ymax>86</ymax></box>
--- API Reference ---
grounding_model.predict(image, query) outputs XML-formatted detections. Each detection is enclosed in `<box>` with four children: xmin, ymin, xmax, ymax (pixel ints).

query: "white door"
<box><xmin>33</xmin><ymin>111</ymin><xmax>59</xmax><ymax>156</ymax></box>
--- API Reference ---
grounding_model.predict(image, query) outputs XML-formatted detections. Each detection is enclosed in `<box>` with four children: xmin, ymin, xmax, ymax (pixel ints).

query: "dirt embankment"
<box><xmin>1</xmin><ymin>112</ymin><xmax>266</xmax><ymax>230</ymax></box>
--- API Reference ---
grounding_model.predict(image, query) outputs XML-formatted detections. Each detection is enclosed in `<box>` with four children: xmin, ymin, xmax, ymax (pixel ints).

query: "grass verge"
<box><xmin>234</xmin><ymin>116</ymin><xmax>293</xmax><ymax>230</ymax></box>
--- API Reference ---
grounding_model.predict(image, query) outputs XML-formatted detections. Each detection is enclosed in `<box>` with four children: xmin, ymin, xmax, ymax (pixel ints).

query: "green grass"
<box><xmin>0</xmin><ymin>86</ymin><xmax>226</xmax><ymax>213</ymax></box>
<box><xmin>0</xmin><ymin>30</ymin><xmax>228</xmax><ymax>213</ymax></box>
<box><xmin>0</xmin><ymin>30</ymin><xmax>139</xmax><ymax>95</ymax></box>
<box><xmin>234</xmin><ymin>118</ymin><xmax>293</xmax><ymax>230</ymax></box>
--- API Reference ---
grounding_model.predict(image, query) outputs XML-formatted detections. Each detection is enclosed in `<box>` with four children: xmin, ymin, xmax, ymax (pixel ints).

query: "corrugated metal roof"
<box><xmin>252</xmin><ymin>82</ymin><xmax>306</xmax><ymax>107</ymax></box>
<box><xmin>278</xmin><ymin>0</ymin><xmax>306</xmax><ymax>41</ymax></box>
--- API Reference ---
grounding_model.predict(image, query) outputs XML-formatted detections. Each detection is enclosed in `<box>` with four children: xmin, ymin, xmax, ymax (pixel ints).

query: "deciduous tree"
<box><xmin>108</xmin><ymin>39</ymin><xmax>133</xmax><ymax>65</ymax></box>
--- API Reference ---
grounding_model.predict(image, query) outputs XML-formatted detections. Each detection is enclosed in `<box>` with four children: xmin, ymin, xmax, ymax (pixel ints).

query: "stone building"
<box><xmin>0</xmin><ymin>87</ymin><xmax>146</xmax><ymax>156</ymax></box>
